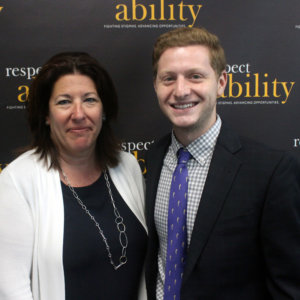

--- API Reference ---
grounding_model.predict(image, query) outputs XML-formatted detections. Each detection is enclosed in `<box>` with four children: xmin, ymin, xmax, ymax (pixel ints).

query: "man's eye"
<box><xmin>191</xmin><ymin>74</ymin><xmax>202</xmax><ymax>80</ymax></box>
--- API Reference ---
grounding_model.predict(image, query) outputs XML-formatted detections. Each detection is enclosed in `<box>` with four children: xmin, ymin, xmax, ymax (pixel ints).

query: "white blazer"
<box><xmin>0</xmin><ymin>150</ymin><xmax>147</xmax><ymax>300</ymax></box>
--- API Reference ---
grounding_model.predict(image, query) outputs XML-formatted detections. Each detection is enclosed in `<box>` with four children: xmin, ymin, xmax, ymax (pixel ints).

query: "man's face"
<box><xmin>154</xmin><ymin>45</ymin><xmax>227</xmax><ymax>145</ymax></box>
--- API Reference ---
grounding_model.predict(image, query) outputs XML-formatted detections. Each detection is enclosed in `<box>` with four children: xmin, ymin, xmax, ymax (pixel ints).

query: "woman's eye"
<box><xmin>163</xmin><ymin>76</ymin><xmax>174</xmax><ymax>83</ymax></box>
<box><xmin>85</xmin><ymin>97</ymin><xmax>97</xmax><ymax>103</ymax></box>
<box><xmin>57</xmin><ymin>99</ymin><xmax>70</xmax><ymax>105</ymax></box>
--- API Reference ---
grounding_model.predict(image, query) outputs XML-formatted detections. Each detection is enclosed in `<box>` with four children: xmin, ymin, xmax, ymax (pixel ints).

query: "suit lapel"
<box><xmin>146</xmin><ymin>134</ymin><xmax>171</xmax><ymax>226</ymax></box>
<box><xmin>182</xmin><ymin>125</ymin><xmax>242</xmax><ymax>285</ymax></box>
<box><xmin>145</xmin><ymin>135</ymin><xmax>171</xmax><ymax>296</ymax></box>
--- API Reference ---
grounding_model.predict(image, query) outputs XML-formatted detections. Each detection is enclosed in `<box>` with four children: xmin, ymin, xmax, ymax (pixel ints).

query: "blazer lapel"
<box><xmin>145</xmin><ymin>135</ymin><xmax>171</xmax><ymax>295</ymax></box>
<box><xmin>182</xmin><ymin>125</ymin><xmax>242</xmax><ymax>285</ymax></box>
<box><xmin>146</xmin><ymin>134</ymin><xmax>171</xmax><ymax>224</ymax></box>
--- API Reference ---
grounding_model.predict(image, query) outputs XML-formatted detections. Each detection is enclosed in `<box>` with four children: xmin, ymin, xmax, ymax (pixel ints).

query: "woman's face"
<box><xmin>46</xmin><ymin>73</ymin><xmax>103</xmax><ymax>159</ymax></box>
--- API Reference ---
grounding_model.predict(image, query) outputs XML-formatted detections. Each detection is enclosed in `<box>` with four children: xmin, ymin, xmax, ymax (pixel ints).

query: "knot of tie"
<box><xmin>177</xmin><ymin>148</ymin><xmax>191</xmax><ymax>165</ymax></box>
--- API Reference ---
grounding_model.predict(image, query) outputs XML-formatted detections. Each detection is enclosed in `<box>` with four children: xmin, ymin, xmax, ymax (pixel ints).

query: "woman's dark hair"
<box><xmin>27</xmin><ymin>52</ymin><xmax>120</xmax><ymax>170</ymax></box>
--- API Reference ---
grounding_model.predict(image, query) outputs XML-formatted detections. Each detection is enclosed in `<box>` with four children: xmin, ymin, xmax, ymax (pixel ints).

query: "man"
<box><xmin>145</xmin><ymin>27</ymin><xmax>300</xmax><ymax>300</ymax></box>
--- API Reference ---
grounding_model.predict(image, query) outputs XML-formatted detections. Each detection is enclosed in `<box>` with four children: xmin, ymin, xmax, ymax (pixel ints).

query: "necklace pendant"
<box><xmin>62</xmin><ymin>169</ymin><xmax>128</xmax><ymax>270</ymax></box>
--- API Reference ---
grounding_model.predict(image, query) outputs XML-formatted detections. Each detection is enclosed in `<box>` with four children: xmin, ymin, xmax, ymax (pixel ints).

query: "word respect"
<box><xmin>5</xmin><ymin>66</ymin><xmax>41</xmax><ymax>80</ymax></box>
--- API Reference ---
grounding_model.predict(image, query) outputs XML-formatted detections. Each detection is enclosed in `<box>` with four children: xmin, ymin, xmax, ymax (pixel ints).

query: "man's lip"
<box><xmin>171</xmin><ymin>102</ymin><xmax>198</xmax><ymax>109</ymax></box>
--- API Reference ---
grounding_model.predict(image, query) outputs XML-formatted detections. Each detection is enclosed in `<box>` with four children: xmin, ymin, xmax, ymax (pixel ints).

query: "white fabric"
<box><xmin>0</xmin><ymin>150</ymin><xmax>147</xmax><ymax>300</ymax></box>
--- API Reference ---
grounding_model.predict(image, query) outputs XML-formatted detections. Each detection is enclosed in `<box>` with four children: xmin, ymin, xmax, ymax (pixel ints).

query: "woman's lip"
<box><xmin>68</xmin><ymin>127</ymin><xmax>90</xmax><ymax>132</ymax></box>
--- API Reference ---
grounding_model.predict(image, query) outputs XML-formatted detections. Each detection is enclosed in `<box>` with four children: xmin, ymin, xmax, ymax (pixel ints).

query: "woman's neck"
<box><xmin>59</xmin><ymin>152</ymin><xmax>101</xmax><ymax>187</ymax></box>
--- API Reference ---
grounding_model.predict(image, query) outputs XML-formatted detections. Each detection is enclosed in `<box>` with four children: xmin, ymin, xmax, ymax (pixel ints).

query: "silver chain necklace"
<box><xmin>61</xmin><ymin>169</ymin><xmax>128</xmax><ymax>270</ymax></box>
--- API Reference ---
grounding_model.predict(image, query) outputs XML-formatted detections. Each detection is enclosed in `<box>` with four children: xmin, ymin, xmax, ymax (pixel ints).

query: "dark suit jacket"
<box><xmin>145</xmin><ymin>124</ymin><xmax>300</xmax><ymax>300</ymax></box>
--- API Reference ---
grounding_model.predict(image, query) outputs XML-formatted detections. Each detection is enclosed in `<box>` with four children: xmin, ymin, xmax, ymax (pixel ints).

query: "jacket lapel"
<box><xmin>146</xmin><ymin>134</ymin><xmax>171</xmax><ymax>226</ymax></box>
<box><xmin>182</xmin><ymin>125</ymin><xmax>242</xmax><ymax>285</ymax></box>
<box><xmin>145</xmin><ymin>134</ymin><xmax>171</xmax><ymax>296</ymax></box>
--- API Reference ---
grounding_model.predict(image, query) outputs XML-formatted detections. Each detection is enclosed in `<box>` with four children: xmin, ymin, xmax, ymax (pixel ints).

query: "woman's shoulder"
<box><xmin>0</xmin><ymin>151</ymin><xmax>42</xmax><ymax>202</ymax></box>
<box><xmin>109</xmin><ymin>151</ymin><xmax>143</xmax><ymax>182</ymax></box>
<box><xmin>118</xmin><ymin>150</ymin><xmax>138</xmax><ymax>165</ymax></box>
<box><xmin>118</xmin><ymin>150</ymin><xmax>144</xmax><ymax>176</ymax></box>
<box><xmin>4</xmin><ymin>150</ymin><xmax>38</xmax><ymax>171</ymax></box>
<box><xmin>1</xmin><ymin>150</ymin><xmax>47</xmax><ymax>181</ymax></box>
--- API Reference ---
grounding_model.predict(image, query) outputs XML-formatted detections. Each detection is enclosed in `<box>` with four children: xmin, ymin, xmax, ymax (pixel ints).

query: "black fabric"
<box><xmin>62</xmin><ymin>173</ymin><xmax>147</xmax><ymax>300</ymax></box>
<box><xmin>145</xmin><ymin>124</ymin><xmax>300</xmax><ymax>300</ymax></box>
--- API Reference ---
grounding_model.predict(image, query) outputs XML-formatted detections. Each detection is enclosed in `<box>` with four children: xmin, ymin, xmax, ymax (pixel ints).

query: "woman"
<box><xmin>0</xmin><ymin>52</ymin><xmax>147</xmax><ymax>300</ymax></box>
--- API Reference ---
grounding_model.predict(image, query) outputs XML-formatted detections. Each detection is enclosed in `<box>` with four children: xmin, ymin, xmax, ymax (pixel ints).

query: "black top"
<box><xmin>61</xmin><ymin>173</ymin><xmax>147</xmax><ymax>300</ymax></box>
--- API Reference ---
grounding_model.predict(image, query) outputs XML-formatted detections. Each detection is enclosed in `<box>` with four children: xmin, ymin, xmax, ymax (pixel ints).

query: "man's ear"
<box><xmin>217</xmin><ymin>70</ymin><xmax>227</xmax><ymax>97</ymax></box>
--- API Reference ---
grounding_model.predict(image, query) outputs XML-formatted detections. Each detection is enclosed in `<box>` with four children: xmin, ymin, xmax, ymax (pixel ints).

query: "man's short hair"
<box><xmin>152</xmin><ymin>27</ymin><xmax>226</xmax><ymax>78</ymax></box>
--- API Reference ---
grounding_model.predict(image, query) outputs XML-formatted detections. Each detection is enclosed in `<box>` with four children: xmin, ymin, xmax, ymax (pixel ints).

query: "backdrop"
<box><xmin>0</xmin><ymin>0</ymin><xmax>299</xmax><ymax>174</ymax></box>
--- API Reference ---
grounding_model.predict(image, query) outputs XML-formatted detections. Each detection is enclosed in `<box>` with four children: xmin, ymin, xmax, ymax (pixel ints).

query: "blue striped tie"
<box><xmin>163</xmin><ymin>148</ymin><xmax>191</xmax><ymax>300</ymax></box>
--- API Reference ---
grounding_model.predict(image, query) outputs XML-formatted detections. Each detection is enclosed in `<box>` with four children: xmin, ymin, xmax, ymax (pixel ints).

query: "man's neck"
<box><xmin>174</xmin><ymin>121</ymin><xmax>217</xmax><ymax>146</ymax></box>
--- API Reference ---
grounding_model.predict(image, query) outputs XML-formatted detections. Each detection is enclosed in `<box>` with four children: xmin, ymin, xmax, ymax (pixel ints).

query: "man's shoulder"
<box><xmin>148</xmin><ymin>133</ymin><xmax>171</xmax><ymax>155</ymax></box>
<box><xmin>218</xmin><ymin>124</ymin><xmax>299</xmax><ymax>169</ymax></box>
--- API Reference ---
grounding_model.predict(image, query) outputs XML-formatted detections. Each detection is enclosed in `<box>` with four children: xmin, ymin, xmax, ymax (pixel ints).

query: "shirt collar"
<box><xmin>170</xmin><ymin>115</ymin><xmax>222</xmax><ymax>166</ymax></box>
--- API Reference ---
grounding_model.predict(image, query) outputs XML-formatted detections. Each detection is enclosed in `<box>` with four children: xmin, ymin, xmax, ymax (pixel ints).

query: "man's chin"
<box><xmin>172</xmin><ymin>118</ymin><xmax>197</xmax><ymax>130</ymax></box>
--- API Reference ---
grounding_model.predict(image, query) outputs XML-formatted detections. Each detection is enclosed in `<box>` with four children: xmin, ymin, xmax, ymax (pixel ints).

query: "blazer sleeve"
<box><xmin>0</xmin><ymin>168</ymin><xmax>34</xmax><ymax>300</ymax></box>
<box><xmin>261</xmin><ymin>153</ymin><xmax>300</xmax><ymax>299</ymax></box>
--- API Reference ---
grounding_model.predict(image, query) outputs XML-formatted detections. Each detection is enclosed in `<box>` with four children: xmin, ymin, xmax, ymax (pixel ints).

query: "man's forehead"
<box><xmin>157</xmin><ymin>46</ymin><xmax>212</xmax><ymax>70</ymax></box>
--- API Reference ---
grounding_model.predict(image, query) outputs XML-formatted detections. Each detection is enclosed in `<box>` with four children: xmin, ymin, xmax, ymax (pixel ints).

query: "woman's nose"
<box><xmin>71</xmin><ymin>102</ymin><xmax>85</xmax><ymax>120</ymax></box>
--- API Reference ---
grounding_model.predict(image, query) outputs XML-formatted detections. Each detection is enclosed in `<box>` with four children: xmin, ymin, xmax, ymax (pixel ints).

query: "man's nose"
<box><xmin>174</xmin><ymin>77</ymin><xmax>190</xmax><ymax>99</ymax></box>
